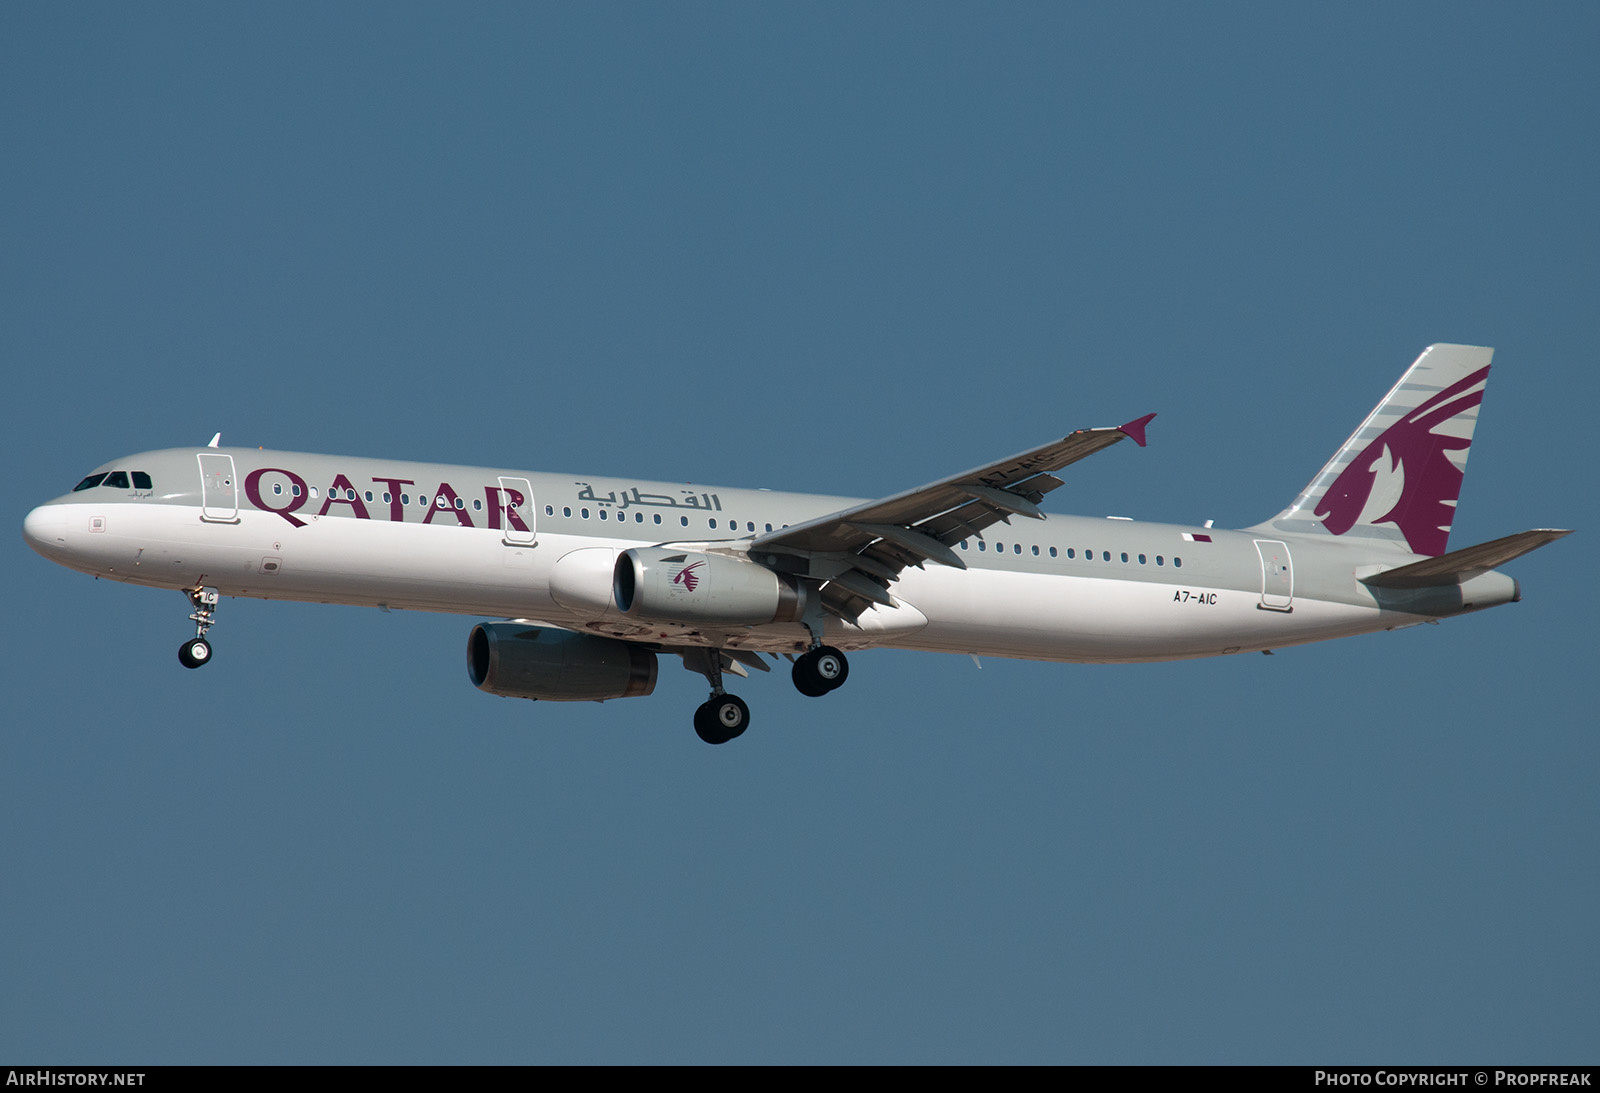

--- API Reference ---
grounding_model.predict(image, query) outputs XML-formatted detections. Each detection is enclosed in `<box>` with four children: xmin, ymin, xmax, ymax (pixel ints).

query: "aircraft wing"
<box><xmin>752</xmin><ymin>414</ymin><xmax>1155</xmax><ymax>620</ymax></box>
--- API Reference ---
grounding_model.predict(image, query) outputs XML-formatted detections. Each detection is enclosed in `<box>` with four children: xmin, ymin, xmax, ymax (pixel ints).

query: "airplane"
<box><xmin>22</xmin><ymin>344</ymin><xmax>1571</xmax><ymax>744</ymax></box>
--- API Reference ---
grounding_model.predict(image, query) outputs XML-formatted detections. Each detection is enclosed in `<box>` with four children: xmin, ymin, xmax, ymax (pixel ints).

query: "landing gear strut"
<box><xmin>179</xmin><ymin>587</ymin><xmax>219</xmax><ymax>669</ymax></box>
<box><xmin>685</xmin><ymin>648</ymin><xmax>749</xmax><ymax>745</ymax></box>
<box><xmin>792</xmin><ymin>645</ymin><xmax>849</xmax><ymax>697</ymax></box>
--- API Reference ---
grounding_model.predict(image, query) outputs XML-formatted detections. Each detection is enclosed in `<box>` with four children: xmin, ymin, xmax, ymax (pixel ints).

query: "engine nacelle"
<box><xmin>467</xmin><ymin>624</ymin><xmax>657</xmax><ymax>702</ymax></box>
<box><xmin>613</xmin><ymin>547</ymin><xmax>812</xmax><ymax>626</ymax></box>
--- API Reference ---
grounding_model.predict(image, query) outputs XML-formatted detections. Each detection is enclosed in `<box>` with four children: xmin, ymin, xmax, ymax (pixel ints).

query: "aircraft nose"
<box><xmin>22</xmin><ymin>505</ymin><xmax>68</xmax><ymax>557</ymax></box>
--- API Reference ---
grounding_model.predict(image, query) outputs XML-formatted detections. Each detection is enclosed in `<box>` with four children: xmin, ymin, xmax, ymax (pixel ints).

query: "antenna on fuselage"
<box><xmin>207</xmin><ymin>433</ymin><xmax>221</xmax><ymax>448</ymax></box>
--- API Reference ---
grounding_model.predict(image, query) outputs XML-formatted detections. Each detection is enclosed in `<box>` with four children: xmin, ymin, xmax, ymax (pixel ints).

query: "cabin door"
<box><xmin>197</xmin><ymin>453</ymin><xmax>239</xmax><ymax>523</ymax></box>
<box><xmin>498</xmin><ymin>477</ymin><xmax>536</xmax><ymax>545</ymax></box>
<box><xmin>1254</xmin><ymin>539</ymin><xmax>1293</xmax><ymax>611</ymax></box>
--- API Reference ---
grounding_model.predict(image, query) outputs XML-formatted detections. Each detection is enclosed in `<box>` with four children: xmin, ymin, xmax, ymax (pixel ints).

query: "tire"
<box><xmin>792</xmin><ymin>658</ymin><xmax>830</xmax><ymax>697</ymax></box>
<box><xmin>811</xmin><ymin>646</ymin><xmax>848</xmax><ymax>689</ymax></box>
<box><xmin>178</xmin><ymin>638</ymin><xmax>212</xmax><ymax>669</ymax></box>
<box><xmin>694</xmin><ymin>694</ymin><xmax>749</xmax><ymax>744</ymax></box>
<box><xmin>793</xmin><ymin>646</ymin><xmax>849</xmax><ymax>696</ymax></box>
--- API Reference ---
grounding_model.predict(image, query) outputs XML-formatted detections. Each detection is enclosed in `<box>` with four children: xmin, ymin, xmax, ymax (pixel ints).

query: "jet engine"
<box><xmin>467</xmin><ymin>623</ymin><xmax>657</xmax><ymax>702</ymax></box>
<box><xmin>613</xmin><ymin>547</ymin><xmax>813</xmax><ymax>626</ymax></box>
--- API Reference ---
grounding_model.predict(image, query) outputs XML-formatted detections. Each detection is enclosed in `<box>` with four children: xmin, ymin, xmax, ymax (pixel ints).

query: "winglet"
<box><xmin>1118</xmin><ymin>413</ymin><xmax>1156</xmax><ymax>448</ymax></box>
<box><xmin>207</xmin><ymin>433</ymin><xmax>222</xmax><ymax>448</ymax></box>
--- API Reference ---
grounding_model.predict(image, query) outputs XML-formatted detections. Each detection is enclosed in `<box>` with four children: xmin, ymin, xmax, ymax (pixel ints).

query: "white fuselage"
<box><xmin>24</xmin><ymin>446</ymin><xmax>1499</xmax><ymax>667</ymax></box>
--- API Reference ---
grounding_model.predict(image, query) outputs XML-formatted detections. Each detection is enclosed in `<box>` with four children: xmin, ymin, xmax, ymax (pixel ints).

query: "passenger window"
<box><xmin>1032</xmin><ymin>545</ymin><xmax>1040</xmax><ymax>556</ymax></box>
<box><xmin>1102</xmin><ymin>551</ymin><xmax>1111</xmax><ymax>561</ymax></box>
<box><xmin>293</xmin><ymin>485</ymin><xmax>303</xmax><ymax>497</ymax></box>
<box><xmin>599</xmin><ymin>509</ymin><xmax>607</xmax><ymax>520</ymax></box>
<box><xmin>709</xmin><ymin>519</ymin><xmax>717</xmax><ymax>529</ymax></box>
<box><xmin>581</xmin><ymin>508</ymin><xmax>590</xmax><ymax>519</ymax></box>
<box><xmin>1014</xmin><ymin>544</ymin><xmax>1022</xmax><ymax>554</ymax></box>
<box><xmin>103</xmin><ymin>471</ymin><xmax>130</xmax><ymax>489</ymax></box>
<box><xmin>72</xmin><ymin>474</ymin><xmax>108</xmax><ymax>491</ymax></box>
<box><xmin>545</xmin><ymin>505</ymin><xmax>554</xmax><ymax>517</ymax></box>
<box><xmin>1049</xmin><ymin>547</ymin><xmax>1057</xmax><ymax>558</ymax></box>
<box><xmin>401</xmin><ymin>493</ymin><xmax>410</xmax><ymax>505</ymax></box>
<box><xmin>1156</xmin><ymin>556</ymin><xmax>1164</xmax><ymax>566</ymax></box>
<box><xmin>1120</xmin><ymin>552</ymin><xmax>1129</xmax><ymax>563</ymax></box>
<box><xmin>455</xmin><ymin>498</ymin><xmax>465</xmax><ymax>510</ymax></box>
<box><xmin>636</xmin><ymin>512</ymin><xmax>644</xmax><ymax>523</ymax></box>
<box><xmin>132</xmin><ymin>472</ymin><xmax>153</xmax><ymax>490</ymax></box>
<box><xmin>765</xmin><ymin>523</ymin><xmax>773</xmax><ymax>532</ymax></box>
<box><xmin>273</xmin><ymin>483</ymin><xmax>283</xmax><ymax>496</ymax></box>
<box><xmin>1174</xmin><ymin>557</ymin><xmax>1182</xmax><ymax>568</ymax></box>
<box><xmin>1066</xmin><ymin>548</ymin><xmax>1074</xmax><ymax>559</ymax></box>
<box><xmin>365</xmin><ymin>491</ymin><xmax>374</xmax><ymax>502</ymax></box>
<box><xmin>1138</xmin><ymin>554</ymin><xmax>1146</xmax><ymax>564</ymax></box>
<box><xmin>978</xmin><ymin>541</ymin><xmax>986</xmax><ymax>551</ymax></box>
<box><xmin>655</xmin><ymin>514</ymin><xmax>662</xmax><ymax>525</ymax></box>
<box><xmin>680</xmin><ymin>516</ymin><xmax>689</xmax><ymax>527</ymax></box>
<box><xmin>563</xmin><ymin>507</ymin><xmax>571</xmax><ymax>518</ymax></box>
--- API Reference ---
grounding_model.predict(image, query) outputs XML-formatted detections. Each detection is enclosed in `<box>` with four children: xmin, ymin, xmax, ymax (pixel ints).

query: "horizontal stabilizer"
<box><xmin>1360</xmin><ymin>529</ymin><xmax>1573</xmax><ymax>589</ymax></box>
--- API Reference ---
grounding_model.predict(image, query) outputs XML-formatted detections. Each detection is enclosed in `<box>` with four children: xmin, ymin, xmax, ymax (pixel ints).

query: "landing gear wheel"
<box><xmin>693</xmin><ymin>693</ymin><xmax>750</xmax><ymax>745</ymax></box>
<box><xmin>178</xmin><ymin>637</ymin><xmax>212</xmax><ymax>669</ymax></box>
<box><xmin>792</xmin><ymin>646</ymin><xmax>849</xmax><ymax>697</ymax></box>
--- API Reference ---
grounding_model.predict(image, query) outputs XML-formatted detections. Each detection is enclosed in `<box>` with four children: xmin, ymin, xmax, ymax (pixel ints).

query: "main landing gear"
<box><xmin>792</xmin><ymin>645</ymin><xmax>849</xmax><ymax>697</ymax></box>
<box><xmin>682</xmin><ymin>643</ymin><xmax>850</xmax><ymax>745</ymax></box>
<box><xmin>694</xmin><ymin>693</ymin><xmax>750</xmax><ymax>746</ymax></box>
<box><xmin>178</xmin><ymin>587</ymin><xmax>219</xmax><ymax>669</ymax></box>
<box><xmin>688</xmin><ymin>649</ymin><xmax>751</xmax><ymax>746</ymax></box>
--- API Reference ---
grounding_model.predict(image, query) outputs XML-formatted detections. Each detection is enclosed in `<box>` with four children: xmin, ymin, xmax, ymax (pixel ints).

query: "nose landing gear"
<box><xmin>179</xmin><ymin>587</ymin><xmax>219</xmax><ymax>669</ymax></box>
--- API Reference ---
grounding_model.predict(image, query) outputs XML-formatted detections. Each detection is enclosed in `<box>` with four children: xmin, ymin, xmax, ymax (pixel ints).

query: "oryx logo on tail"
<box><xmin>1260</xmin><ymin>344</ymin><xmax>1495</xmax><ymax>557</ymax></box>
<box><xmin>1313</xmin><ymin>366</ymin><xmax>1488</xmax><ymax>556</ymax></box>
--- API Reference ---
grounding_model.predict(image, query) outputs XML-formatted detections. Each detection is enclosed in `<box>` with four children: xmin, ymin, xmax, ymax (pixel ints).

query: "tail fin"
<box><xmin>1258</xmin><ymin>344</ymin><xmax>1493</xmax><ymax>556</ymax></box>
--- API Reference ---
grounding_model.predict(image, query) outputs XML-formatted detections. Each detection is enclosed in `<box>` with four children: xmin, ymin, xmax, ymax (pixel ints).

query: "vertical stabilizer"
<box><xmin>1258</xmin><ymin>344</ymin><xmax>1493</xmax><ymax>556</ymax></box>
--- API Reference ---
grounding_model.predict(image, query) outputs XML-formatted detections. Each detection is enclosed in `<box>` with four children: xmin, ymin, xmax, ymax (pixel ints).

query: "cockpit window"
<box><xmin>131</xmin><ymin>471</ymin><xmax>152</xmax><ymax>490</ymax></box>
<box><xmin>72</xmin><ymin>473</ymin><xmax>108</xmax><ymax>492</ymax></box>
<box><xmin>102</xmin><ymin>471</ymin><xmax>130</xmax><ymax>489</ymax></box>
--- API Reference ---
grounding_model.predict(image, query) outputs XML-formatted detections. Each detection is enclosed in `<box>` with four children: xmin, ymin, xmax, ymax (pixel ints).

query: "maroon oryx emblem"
<box><xmin>1313</xmin><ymin>365</ymin><xmax>1487</xmax><ymax>556</ymax></box>
<box><xmin>672</xmin><ymin>561</ymin><xmax>706</xmax><ymax>592</ymax></box>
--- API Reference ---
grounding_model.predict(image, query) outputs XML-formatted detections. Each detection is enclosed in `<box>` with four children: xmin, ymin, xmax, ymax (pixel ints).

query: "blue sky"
<box><xmin>3</xmin><ymin>3</ymin><xmax>1594</xmax><ymax>1063</ymax></box>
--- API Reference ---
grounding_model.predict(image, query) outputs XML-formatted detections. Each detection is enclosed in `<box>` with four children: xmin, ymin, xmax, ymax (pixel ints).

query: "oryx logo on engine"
<box><xmin>671</xmin><ymin>561</ymin><xmax>705</xmax><ymax>592</ymax></box>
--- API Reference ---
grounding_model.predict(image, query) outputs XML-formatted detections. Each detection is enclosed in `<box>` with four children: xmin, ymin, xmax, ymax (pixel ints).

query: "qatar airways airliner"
<box><xmin>23</xmin><ymin>344</ymin><xmax>1569</xmax><ymax>743</ymax></box>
